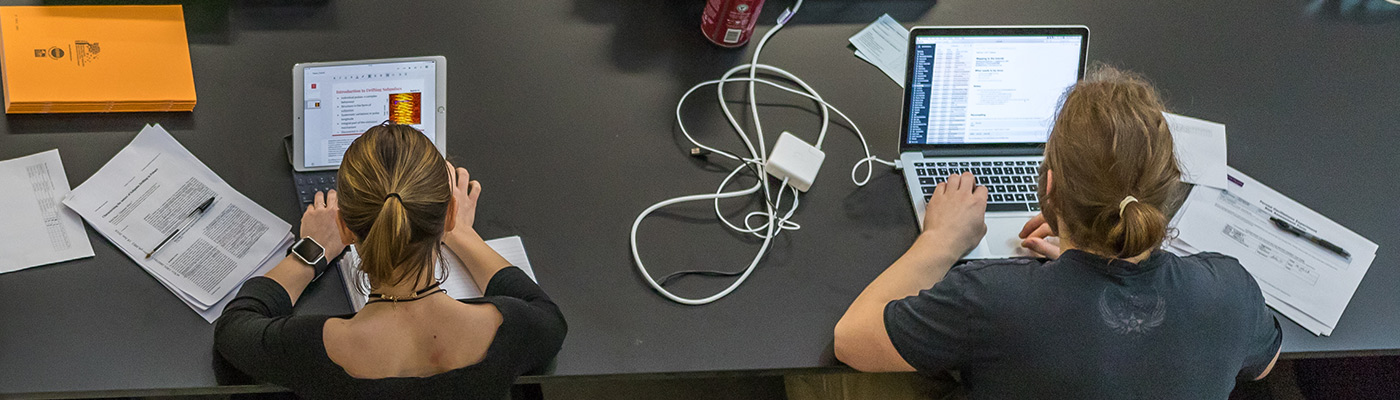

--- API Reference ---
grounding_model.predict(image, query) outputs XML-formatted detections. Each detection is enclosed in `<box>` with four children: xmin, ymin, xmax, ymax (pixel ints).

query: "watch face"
<box><xmin>293</xmin><ymin>238</ymin><xmax>325</xmax><ymax>263</ymax></box>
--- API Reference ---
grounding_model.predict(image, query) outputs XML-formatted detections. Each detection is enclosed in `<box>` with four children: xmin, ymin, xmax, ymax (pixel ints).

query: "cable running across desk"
<box><xmin>630</xmin><ymin>0</ymin><xmax>895</xmax><ymax>305</ymax></box>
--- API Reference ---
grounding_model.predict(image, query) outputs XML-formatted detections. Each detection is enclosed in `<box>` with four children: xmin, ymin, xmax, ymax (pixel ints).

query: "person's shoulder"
<box><xmin>954</xmin><ymin>257</ymin><xmax>1047</xmax><ymax>274</ymax></box>
<box><xmin>1178</xmin><ymin>251</ymin><xmax>1240</xmax><ymax>264</ymax></box>
<box><xmin>464</xmin><ymin>296</ymin><xmax>553</xmax><ymax>332</ymax></box>
<box><xmin>1175</xmin><ymin>251</ymin><xmax>1248</xmax><ymax>273</ymax></box>
<box><xmin>945</xmin><ymin>257</ymin><xmax>1048</xmax><ymax>285</ymax></box>
<box><xmin>1166</xmin><ymin>251</ymin><xmax>1261</xmax><ymax>285</ymax></box>
<box><xmin>467</xmin><ymin>295</ymin><xmax>566</xmax><ymax>365</ymax></box>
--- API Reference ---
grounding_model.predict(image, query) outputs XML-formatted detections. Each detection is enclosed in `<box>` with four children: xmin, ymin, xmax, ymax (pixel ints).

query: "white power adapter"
<box><xmin>766</xmin><ymin>131</ymin><xmax>825</xmax><ymax>192</ymax></box>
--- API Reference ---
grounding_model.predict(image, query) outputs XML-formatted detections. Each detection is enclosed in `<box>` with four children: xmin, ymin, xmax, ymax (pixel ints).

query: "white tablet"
<box><xmin>292</xmin><ymin>56</ymin><xmax>447</xmax><ymax>171</ymax></box>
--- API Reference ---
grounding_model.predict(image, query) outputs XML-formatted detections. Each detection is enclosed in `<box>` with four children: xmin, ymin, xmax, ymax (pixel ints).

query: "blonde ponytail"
<box><xmin>358</xmin><ymin>194</ymin><xmax>416</xmax><ymax>285</ymax></box>
<box><xmin>336</xmin><ymin>123</ymin><xmax>452</xmax><ymax>288</ymax></box>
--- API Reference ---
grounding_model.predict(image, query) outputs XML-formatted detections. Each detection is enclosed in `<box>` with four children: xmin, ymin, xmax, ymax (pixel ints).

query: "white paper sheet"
<box><xmin>183</xmin><ymin>233</ymin><xmax>292</xmax><ymax>322</ymax></box>
<box><xmin>849</xmin><ymin>14</ymin><xmax>909</xmax><ymax>87</ymax></box>
<box><xmin>1163</xmin><ymin>112</ymin><xmax>1229</xmax><ymax>189</ymax></box>
<box><xmin>1173</xmin><ymin>168</ymin><xmax>1378</xmax><ymax>336</ymax></box>
<box><xmin>1163</xmin><ymin>238</ymin><xmax>1200</xmax><ymax>256</ymax></box>
<box><xmin>341</xmin><ymin>235</ymin><xmax>537</xmax><ymax>311</ymax></box>
<box><xmin>1166</xmin><ymin>183</ymin><xmax>1204</xmax><ymax>255</ymax></box>
<box><xmin>0</xmin><ymin>150</ymin><xmax>95</xmax><ymax>274</ymax></box>
<box><xmin>1263</xmin><ymin>290</ymin><xmax>1332</xmax><ymax>336</ymax></box>
<box><xmin>64</xmin><ymin>124</ymin><xmax>293</xmax><ymax>309</ymax></box>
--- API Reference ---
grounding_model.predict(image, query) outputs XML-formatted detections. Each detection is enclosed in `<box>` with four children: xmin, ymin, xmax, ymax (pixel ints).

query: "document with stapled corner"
<box><xmin>849</xmin><ymin>14</ymin><xmax>910</xmax><ymax>87</ymax></box>
<box><xmin>340</xmin><ymin>236</ymin><xmax>538</xmax><ymax>311</ymax></box>
<box><xmin>1163</xmin><ymin>112</ymin><xmax>1228</xmax><ymax>189</ymax></box>
<box><xmin>1170</xmin><ymin>168</ymin><xmax>1378</xmax><ymax>336</ymax></box>
<box><xmin>64</xmin><ymin>124</ymin><xmax>292</xmax><ymax>312</ymax></box>
<box><xmin>0</xmin><ymin>149</ymin><xmax>94</xmax><ymax>274</ymax></box>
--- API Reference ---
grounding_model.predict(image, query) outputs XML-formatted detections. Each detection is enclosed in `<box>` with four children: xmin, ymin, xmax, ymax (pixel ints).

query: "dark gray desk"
<box><xmin>2</xmin><ymin>0</ymin><xmax>1398</xmax><ymax>396</ymax></box>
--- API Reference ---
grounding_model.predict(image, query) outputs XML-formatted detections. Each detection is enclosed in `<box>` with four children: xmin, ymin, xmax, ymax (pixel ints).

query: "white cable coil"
<box><xmin>629</xmin><ymin>0</ymin><xmax>895</xmax><ymax>305</ymax></box>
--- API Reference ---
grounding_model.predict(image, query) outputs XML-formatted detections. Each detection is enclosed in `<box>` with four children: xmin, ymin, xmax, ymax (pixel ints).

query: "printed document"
<box><xmin>1169</xmin><ymin>168</ymin><xmax>1377</xmax><ymax>335</ymax></box>
<box><xmin>341</xmin><ymin>236</ymin><xmax>537</xmax><ymax>311</ymax></box>
<box><xmin>849</xmin><ymin>14</ymin><xmax>909</xmax><ymax>87</ymax></box>
<box><xmin>185</xmin><ymin>233</ymin><xmax>292</xmax><ymax>323</ymax></box>
<box><xmin>1163</xmin><ymin>112</ymin><xmax>1229</xmax><ymax>189</ymax></box>
<box><xmin>64</xmin><ymin>124</ymin><xmax>292</xmax><ymax>310</ymax></box>
<box><xmin>0</xmin><ymin>150</ymin><xmax>94</xmax><ymax>274</ymax></box>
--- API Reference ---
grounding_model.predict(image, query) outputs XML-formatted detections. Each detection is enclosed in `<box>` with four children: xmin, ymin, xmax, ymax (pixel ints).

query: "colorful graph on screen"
<box><xmin>389</xmin><ymin>92</ymin><xmax>422</xmax><ymax>124</ymax></box>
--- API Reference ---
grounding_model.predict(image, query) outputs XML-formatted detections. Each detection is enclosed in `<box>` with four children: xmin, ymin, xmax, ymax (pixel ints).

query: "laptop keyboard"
<box><xmin>292</xmin><ymin>170</ymin><xmax>339</xmax><ymax>207</ymax></box>
<box><xmin>913</xmin><ymin>160</ymin><xmax>1042</xmax><ymax>212</ymax></box>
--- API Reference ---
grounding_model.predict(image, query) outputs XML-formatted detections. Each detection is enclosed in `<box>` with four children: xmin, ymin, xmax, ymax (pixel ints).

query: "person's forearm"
<box><xmin>834</xmin><ymin>233</ymin><xmax>962</xmax><ymax>371</ymax></box>
<box><xmin>443</xmin><ymin>229</ymin><xmax>512</xmax><ymax>293</ymax></box>
<box><xmin>856</xmin><ymin>233</ymin><xmax>963</xmax><ymax>305</ymax></box>
<box><xmin>262</xmin><ymin>255</ymin><xmax>315</xmax><ymax>306</ymax></box>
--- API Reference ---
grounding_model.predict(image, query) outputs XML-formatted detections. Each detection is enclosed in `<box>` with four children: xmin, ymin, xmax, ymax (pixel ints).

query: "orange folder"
<box><xmin>0</xmin><ymin>5</ymin><xmax>196</xmax><ymax>113</ymax></box>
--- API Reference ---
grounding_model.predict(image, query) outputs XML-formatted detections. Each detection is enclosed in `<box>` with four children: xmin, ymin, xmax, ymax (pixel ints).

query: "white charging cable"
<box><xmin>630</xmin><ymin>0</ymin><xmax>896</xmax><ymax>305</ymax></box>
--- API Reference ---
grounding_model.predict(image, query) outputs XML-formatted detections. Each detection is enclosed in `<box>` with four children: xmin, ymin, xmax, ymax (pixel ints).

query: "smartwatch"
<box><xmin>289</xmin><ymin>236</ymin><xmax>330</xmax><ymax>280</ymax></box>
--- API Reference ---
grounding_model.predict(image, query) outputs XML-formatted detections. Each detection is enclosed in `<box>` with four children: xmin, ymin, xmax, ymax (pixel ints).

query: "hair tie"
<box><xmin>1118</xmin><ymin>195</ymin><xmax>1139</xmax><ymax>217</ymax></box>
<box><xmin>385</xmin><ymin>192</ymin><xmax>402</xmax><ymax>202</ymax></box>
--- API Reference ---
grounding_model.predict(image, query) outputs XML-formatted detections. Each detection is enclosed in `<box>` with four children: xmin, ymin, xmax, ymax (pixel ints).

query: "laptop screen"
<box><xmin>904</xmin><ymin>34</ymin><xmax>1083</xmax><ymax>146</ymax></box>
<box><xmin>301</xmin><ymin>60</ymin><xmax>439</xmax><ymax>169</ymax></box>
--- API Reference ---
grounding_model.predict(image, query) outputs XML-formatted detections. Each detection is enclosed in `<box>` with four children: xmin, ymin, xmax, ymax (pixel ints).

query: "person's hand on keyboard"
<box><xmin>920</xmin><ymin>172</ymin><xmax>988</xmax><ymax>256</ymax></box>
<box><xmin>1018</xmin><ymin>213</ymin><xmax>1062</xmax><ymax>259</ymax></box>
<box><xmin>302</xmin><ymin>190</ymin><xmax>346</xmax><ymax>259</ymax></box>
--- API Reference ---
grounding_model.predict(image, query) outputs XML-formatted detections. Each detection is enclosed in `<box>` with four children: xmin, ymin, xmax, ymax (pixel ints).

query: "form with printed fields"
<box><xmin>1168</xmin><ymin>168</ymin><xmax>1378</xmax><ymax>336</ymax></box>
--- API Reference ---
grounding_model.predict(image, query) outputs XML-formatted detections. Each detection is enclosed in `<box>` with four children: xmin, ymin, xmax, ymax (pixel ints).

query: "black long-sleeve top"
<box><xmin>213</xmin><ymin>267</ymin><xmax>566</xmax><ymax>400</ymax></box>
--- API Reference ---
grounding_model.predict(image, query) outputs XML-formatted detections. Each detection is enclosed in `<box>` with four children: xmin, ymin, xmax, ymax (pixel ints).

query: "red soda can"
<box><xmin>701</xmin><ymin>0</ymin><xmax>767</xmax><ymax>47</ymax></box>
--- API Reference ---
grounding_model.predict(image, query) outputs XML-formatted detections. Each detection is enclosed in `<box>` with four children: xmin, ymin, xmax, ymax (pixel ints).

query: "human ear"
<box><xmin>336</xmin><ymin>216</ymin><xmax>357</xmax><ymax>245</ymax></box>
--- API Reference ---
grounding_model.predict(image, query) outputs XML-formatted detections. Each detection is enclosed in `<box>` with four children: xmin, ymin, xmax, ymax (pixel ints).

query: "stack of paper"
<box><xmin>1167</xmin><ymin>168</ymin><xmax>1378</xmax><ymax>336</ymax></box>
<box><xmin>64</xmin><ymin>125</ymin><xmax>291</xmax><ymax>322</ymax></box>
<box><xmin>849</xmin><ymin>14</ymin><xmax>910</xmax><ymax>87</ymax></box>
<box><xmin>0</xmin><ymin>5</ymin><xmax>196</xmax><ymax>113</ymax></box>
<box><xmin>339</xmin><ymin>236</ymin><xmax>538</xmax><ymax>311</ymax></box>
<box><xmin>0</xmin><ymin>150</ymin><xmax>94</xmax><ymax>274</ymax></box>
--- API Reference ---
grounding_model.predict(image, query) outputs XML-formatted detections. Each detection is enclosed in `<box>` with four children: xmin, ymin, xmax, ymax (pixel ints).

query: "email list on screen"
<box><xmin>906</xmin><ymin>35</ymin><xmax>1082</xmax><ymax>145</ymax></box>
<box><xmin>302</xmin><ymin>60</ymin><xmax>438</xmax><ymax>168</ymax></box>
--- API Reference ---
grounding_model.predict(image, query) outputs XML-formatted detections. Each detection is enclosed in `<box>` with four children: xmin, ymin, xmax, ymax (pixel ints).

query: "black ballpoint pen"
<box><xmin>1269</xmin><ymin>217</ymin><xmax>1351</xmax><ymax>260</ymax></box>
<box><xmin>145</xmin><ymin>196</ymin><xmax>216</xmax><ymax>259</ymax></box>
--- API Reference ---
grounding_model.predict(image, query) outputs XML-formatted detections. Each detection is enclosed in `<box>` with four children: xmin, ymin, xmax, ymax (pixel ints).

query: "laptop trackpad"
<box><xmin>963</xmin><ymin>215</ymin><xmax>1036</xmax><ymax>259</ymax></box>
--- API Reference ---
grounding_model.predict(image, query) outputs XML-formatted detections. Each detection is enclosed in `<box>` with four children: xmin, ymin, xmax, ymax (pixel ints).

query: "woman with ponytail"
<box><xmin>834</xmin><ymin>66</ymin><xmax>1281</xmax><ymax>398</ymax></box>
<box><xmin>214</xmin><ymin>124</ymin><xmax>566</xmax><ymax>399</ymax></box>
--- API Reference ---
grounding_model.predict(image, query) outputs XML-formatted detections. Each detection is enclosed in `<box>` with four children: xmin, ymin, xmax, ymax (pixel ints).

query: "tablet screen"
<box><xmin>301</xmin><ymin>60</ymin><xmax>438</xmax><ymax>168</ymax></box>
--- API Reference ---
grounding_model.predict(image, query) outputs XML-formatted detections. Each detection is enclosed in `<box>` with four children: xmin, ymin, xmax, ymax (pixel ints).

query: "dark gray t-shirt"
<box><xmin>885</xmin><ymin>250</ymin><xmax>1282</xmax><ymax>400</ymax></box>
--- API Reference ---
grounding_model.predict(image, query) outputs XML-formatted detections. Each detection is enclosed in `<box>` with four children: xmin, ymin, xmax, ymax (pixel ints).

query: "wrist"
<box><xmin>306</xmin><ymin>235</ymin><xmax>344</xmax><ymax>259</ymax></box>
<box><xmin>444</xmin><ymin>228</ymin><xmax>482</xmax><ymax>248</ymax></box>
<box><xmin>324</xmin><ymin>242</ymin><xmax>346</xmax><ymax>259</ymax></box>
<box><xmin>289</xmin><ymin>237</ymin><xmax>334</xmax><ymax>279</ymax></box>
<box><xmin>913</xmin><ymin>231</ymin><xmax>968</xmax><ymax>266</ymax></box>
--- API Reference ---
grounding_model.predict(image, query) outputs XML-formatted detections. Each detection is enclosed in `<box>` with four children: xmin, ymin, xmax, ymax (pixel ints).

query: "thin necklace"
<box><xmin>366</xmin><ymin>281</ymin><xmax>445</xmax><ymax>304</ymax></box>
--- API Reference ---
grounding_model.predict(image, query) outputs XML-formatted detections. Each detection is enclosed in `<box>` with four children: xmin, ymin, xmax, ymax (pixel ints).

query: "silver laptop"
<box><xmin>897</xmin><ymin>26</ymin><xmax>1089</xmax><ymax>258</ymax></box>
